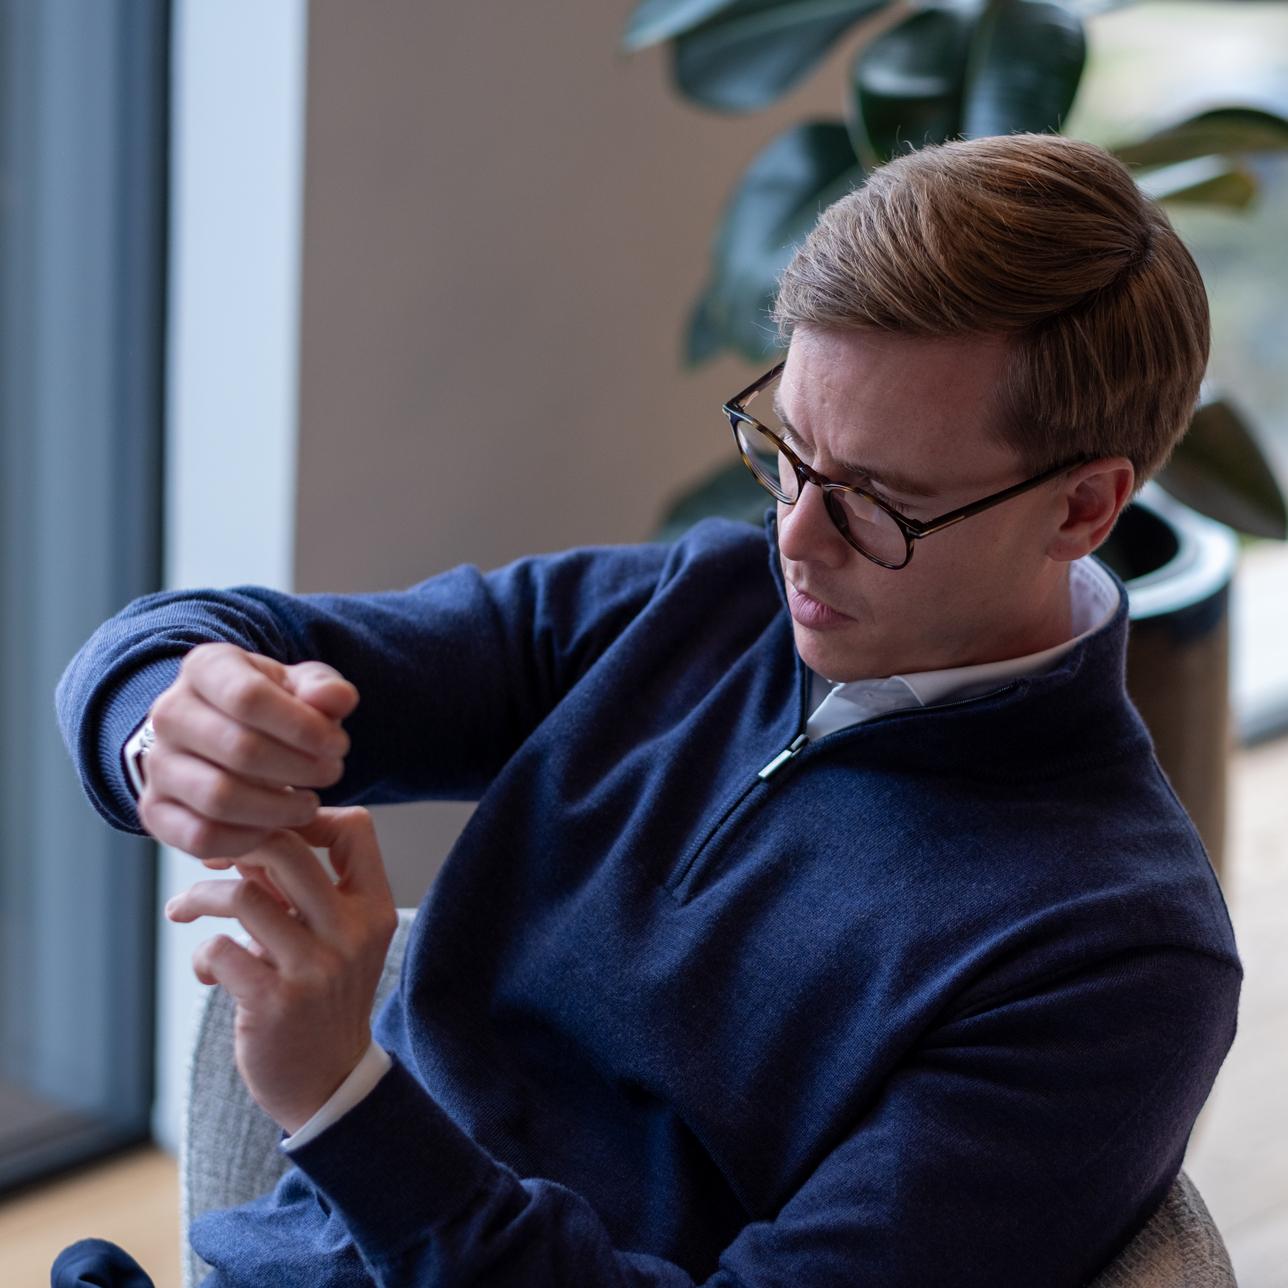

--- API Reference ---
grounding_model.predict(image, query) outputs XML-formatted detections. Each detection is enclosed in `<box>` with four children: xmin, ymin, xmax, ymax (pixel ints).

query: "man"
<box><xmin>54</xmin><ymin>132</ymin><xmax>1240</xmax><ymax>1286</ymax></box>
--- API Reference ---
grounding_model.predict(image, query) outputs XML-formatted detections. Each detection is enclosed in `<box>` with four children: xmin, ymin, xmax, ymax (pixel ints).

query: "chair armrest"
<box><xmin>1089</xmin><ymin>1168</ymin><xmax>1236</xmax><ymax>1287</ymax></box>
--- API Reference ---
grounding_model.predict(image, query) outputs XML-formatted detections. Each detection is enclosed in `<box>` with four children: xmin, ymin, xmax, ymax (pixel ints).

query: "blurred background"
<box><xmin>1</xmin><ymin>1</ymin><xmax>1285</xmax><ymax>1284</ymax></box>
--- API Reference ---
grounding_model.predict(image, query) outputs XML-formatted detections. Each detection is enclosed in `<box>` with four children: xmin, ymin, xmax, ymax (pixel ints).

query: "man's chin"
<box><xmin>791</xmin><ymin>619</ymin><xmax>875</xmax><ymax>683</ymax></box>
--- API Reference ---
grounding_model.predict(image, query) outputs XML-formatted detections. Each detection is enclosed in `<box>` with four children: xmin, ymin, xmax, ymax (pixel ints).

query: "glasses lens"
<box><xmin>831</xmin><ymin>489</ymin><xmax>908</xmax><ymax>566</ymax></box>
<box><xmin>733</xmin><ymin>416</ymin><xmax>799</xmax><ymax>503</ymax></box>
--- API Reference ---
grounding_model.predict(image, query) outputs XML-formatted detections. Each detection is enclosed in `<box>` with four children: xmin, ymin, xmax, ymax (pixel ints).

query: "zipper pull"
<box><xmin>757</xmin><ymin>733</ymin><xmax>809</xmax><ymax>781</ymax></box>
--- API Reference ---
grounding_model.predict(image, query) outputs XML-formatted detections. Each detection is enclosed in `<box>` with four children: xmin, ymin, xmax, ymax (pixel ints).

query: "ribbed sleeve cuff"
<box><xmin>280</xmin><ymin>1041</ymin><xmax>392</xmax><ymax>1152</ymax></box>
<box><xmin>93</xmin><ymin>656</ymin><xmax>184</xmax><ymax>833</ymax></box>
<box><xmin>284</xmin><ymin>1054</ymin><xmax>506</xmax><ymax>1253</ymax></box>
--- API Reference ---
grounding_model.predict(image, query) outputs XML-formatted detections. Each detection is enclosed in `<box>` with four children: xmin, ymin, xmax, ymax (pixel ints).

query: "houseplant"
<box><xmin>628</xmin><ymin>0</ymin><xmax>1288</xmax><ymax>875</ymax></box>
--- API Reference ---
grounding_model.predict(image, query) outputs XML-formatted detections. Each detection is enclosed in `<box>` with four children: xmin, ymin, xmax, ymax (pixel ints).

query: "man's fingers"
<box><xmin>282</xmin><ymin>661</ymin><xmax>360</xmax><ymax>722</ymax></box>
<box><xmin>168</xmin><ymin>875</ymin><xmax>312</xmax><ymax>969</ymax></box>
<box><xmin>153</xmin><ymin>688</ymin><xmax>344</xmax><ymax>789</ymax></box>
<box><xmin>138</xmin><ymin>794</ymin><xmax>272</xmax><ymax>860</ymax></box>
<box><xmin>293</xmin><ymin>807</ymin><xmax>391</xmax><ymax>901</ymax></box>
<box><xmin>191</xmin><ymin>933</ymin><xmax>275</xmax><ymax>1000</ymax></box>
<box><xmin>234</xmin><ymin>860</ymin><xmax>296</xmax><ymax>912</ymax></box>
<box><xmin>182</xmin><ymin>645</ymin><xmax>350</xmax><ymax>760</ymax></box>
<box><xmin>145</xmin><ymin>748</ymin><xmax>320</xmax><ymax>830</ymax></box>
<box><xmin>233</xmin><ymin>829</ymin><xmax>342</xmax><ymax>939</ymax></box>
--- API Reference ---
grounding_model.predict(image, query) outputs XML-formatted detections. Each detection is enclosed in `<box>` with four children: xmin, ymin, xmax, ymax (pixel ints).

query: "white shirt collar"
<box><xmin>804</xmin><ymin>556</ymin><xmax>1121</xmax><ymax>739</ymax></box>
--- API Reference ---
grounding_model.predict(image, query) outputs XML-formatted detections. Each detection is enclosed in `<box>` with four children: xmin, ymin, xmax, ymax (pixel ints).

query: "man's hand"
<box><xmin>139</xmin><ymin>642</ymin><xmax>359</xmax><ymax>862</ymax></box>
<box><xmin>164</xmin><ymin>807</ymin><xmax>398</xmax><ymax>1135</ymax></box>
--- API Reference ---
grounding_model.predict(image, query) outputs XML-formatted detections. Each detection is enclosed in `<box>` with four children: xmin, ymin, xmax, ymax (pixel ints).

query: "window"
<box><xmin>1072</xmin><ymin>2</ymin><xmax>1288</xmax><ymax>742</ymax></box>
<box><xmin>0</xmin><ymin>0</ymin><xmax>168</xmax><ymax>1192</ymax></box>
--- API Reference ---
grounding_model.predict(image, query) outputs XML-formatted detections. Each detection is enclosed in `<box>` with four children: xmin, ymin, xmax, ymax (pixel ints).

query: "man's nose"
<box><xmin>777</xmin><ymin>483</ymin><xmax>850</xmax><ymax>570</ymax></box>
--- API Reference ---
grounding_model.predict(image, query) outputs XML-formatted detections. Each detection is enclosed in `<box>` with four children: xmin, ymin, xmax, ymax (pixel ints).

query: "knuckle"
<box><xmin>198</xmin><ymin>771</ymin><xmax>240</xmax><ymax>820</ymax></box>
<box><xmin>230</xmin><ymin>880</ymin><xmax>263</xmax><ymax>915</ymax></box>
<box><xmin>149</xmin><ymin>687</ymin><xmax>176</xmax><ymax>727</ymax></box>
<box><xmin>222</xmin><ymin>674</ymin><xmax>264</xmax><ymax>721</ymax></box>
<box><xmin>137</xmin><ymin>792</ymin><xmax>160</xmax><ymax>833</ymax></box>
<box><xmin>150</xmin><ymin>694</ymin><xmax>186</xmax><ymax>745</ymax></box>
<box><xmin>205</xmin><ymin>933</ymin><xmax>233</xmax><ymax>962</ymax></box>
<box><xmin>143</xmin><ymin>746</ymin><xmax>174</xmax><ymax>793</ymax></box>
<box><xmin>221</xmin><ymin>725</ymin><xmax>260</xmax><ymax>772</ymax></box>
<box><xmin>183</xmin><ymin>816</ymin><xmax>220</xmax><ymax>857</ymax></box>
<box><xmin>198</xmin><ymin>934</ymin><xmax>239</xmax><ymax>978</ymax></box>
<box><xmin>300</xmin><ymin>758</ymin><xmax>339</xmax><ymax>788</ymax></box>
<box><xmin>183</xmin><ymin>641</ymin><xmax>224</xmax><ymax>674</ymax></box>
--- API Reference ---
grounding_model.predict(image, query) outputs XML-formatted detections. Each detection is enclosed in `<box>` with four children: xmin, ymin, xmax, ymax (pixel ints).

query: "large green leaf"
<box><xmin>847</xmin><ymin>2</ymin><xmax>980</xmax><ymax>169</ymax></box>
<box><xmin>1157</xmin><ymin>395</ymin><xmax>1288</xmax><ymax>539</ymax></box>
<box><xmin>1135</xmin><ymin>155</ymin><xmax>1258</xmax><ymax>208</ymax></box>
<box><xmin>622</xmin><ymin>0</ymin><xmax>744</xmax><ymax>51</ymax></box>
<box><xmin>1113</xmin><ymin>106</ymin><xmax>1288</xmax><ymax>169</ymax></box>
<box><xmin>685</xmin><ymin>281</ymin><xmax>729</xmax><ymax>366</ymax></box>
<box><xmin>671</xmin><ymin>0</ymin><xmax>890</xmax><ymax>111</ymax></box>
<box><xmin>961</xmin><ymin>0</ymin><xmax>1086</xmax><ymax>138</ymax></box>
<box><xmin>701</xmin><ymin>120</ymin><xmax>864</xmax><ymax>363</ymax></box>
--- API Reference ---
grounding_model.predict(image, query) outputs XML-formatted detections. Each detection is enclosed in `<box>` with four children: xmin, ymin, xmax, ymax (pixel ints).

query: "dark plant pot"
<box><xmin>1098</xmin><ymin>484</ymin><xmax>1239</xmax><ymax>886</ymax></box>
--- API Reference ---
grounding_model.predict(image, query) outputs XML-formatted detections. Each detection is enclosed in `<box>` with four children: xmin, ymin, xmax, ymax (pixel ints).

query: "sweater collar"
<box><xmin>761</xmin><ymin>508</ymin><xmax>1149</xmax><ymax>776</ymax></box>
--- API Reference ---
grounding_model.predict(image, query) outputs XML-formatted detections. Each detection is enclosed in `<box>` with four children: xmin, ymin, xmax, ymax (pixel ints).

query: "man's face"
<box><xmin>774</xmin><ymin>326</ymin><xmax>1070</xmax><ymax>683</ymax></box>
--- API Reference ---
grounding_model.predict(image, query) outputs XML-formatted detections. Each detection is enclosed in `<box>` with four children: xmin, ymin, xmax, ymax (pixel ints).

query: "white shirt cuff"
<box><xmin>280</xmin><ymin>1041</ymin><xmax>393</xmax><ymax>1152</ymax></box>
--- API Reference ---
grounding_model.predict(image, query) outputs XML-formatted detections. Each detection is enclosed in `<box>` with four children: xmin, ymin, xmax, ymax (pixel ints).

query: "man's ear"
<box><xmin>1045</xmin><ymin>456</ymin><xmax>1135</xmax><ymax>562</ymax></box>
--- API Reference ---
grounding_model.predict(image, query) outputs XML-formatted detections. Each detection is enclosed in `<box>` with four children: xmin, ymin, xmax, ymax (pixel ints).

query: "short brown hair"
<box><xmin>770</xmin><ymin>133</ymin><xmax>1210</xmax><ymax>491</ymax></box>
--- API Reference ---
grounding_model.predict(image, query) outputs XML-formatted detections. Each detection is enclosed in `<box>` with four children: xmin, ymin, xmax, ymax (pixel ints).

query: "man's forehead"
<box><xmin>776</xmin><ymin>332</ymin><xmax>1017</xmax><ymax>498</ymax></box>
<box><xmin>769</xmin><ymin>382</ymin><xmax>941</xmax><ymax>499</ymax></box>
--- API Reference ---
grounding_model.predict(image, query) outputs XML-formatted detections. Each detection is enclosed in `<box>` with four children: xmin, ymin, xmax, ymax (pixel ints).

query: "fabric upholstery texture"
<box><xmin>178</xmin><ymin>913</ymin><xmax>1236</xmax><ymax>1288</ymax></box>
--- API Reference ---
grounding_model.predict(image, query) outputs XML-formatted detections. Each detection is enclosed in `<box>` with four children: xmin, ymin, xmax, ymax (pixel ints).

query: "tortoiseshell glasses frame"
<box><xmin>724</xmin><ymin>361</ymin><xmax>1091</xmax><ymax>570</ymax></box>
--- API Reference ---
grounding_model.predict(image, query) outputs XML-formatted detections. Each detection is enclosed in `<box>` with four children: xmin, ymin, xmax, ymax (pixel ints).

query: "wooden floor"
<box><xmin>0</xmin><ymin>1145</ymin><xmax>180</xmax><ymax>1286</ymax></box>
<box><xmin>2</xmin><ymin>738</ymin><xmax>1286</xmax><ymax>1287</ymax></box>
<box><xmin>1183</xmin><ymin>735</ymin><xmax>1288</xmax><ymax>1287</ymax></box>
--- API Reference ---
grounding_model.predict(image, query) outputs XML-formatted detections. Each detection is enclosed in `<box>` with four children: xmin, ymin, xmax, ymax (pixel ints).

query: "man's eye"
<box><xmin>781</xmin><ymin>427</ymin><xmax>808</xmax><ymax>457</ymax></box>
<box><xmin>784</xmin><ymin>429</ymin><xmax>907</xmax><ymax>513</ymax></box>
<box><xmin>876</xmin><ymin>493</ymin><xmax>911</xmax><ymax>519</ymax></box>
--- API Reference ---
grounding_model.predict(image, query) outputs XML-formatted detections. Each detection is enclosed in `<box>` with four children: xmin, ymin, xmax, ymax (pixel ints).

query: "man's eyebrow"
<box><xmin>770</xmin><ymin>389</ymin><xmax>939</xmax><ymax>499</ymax></box>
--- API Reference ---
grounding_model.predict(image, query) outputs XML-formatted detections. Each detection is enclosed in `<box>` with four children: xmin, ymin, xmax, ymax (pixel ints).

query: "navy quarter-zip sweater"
<box><xmin>56</xmin><ymin>512</ymin><xmax>1241</xmax><ymax>1287</ymax></box>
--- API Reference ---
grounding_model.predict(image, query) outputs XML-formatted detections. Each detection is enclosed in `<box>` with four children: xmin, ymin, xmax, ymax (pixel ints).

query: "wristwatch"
<box><xmin>123</xmin><ymin>715</ymin><xmax>156</xmax><ymax>800</ymax></box>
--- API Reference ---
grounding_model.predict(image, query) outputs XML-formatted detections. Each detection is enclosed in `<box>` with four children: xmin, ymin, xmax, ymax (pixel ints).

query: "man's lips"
<box><xmin>787</xmin><ymin>581</ymin><xmax>854</xmax><ymax>628</ymax></box>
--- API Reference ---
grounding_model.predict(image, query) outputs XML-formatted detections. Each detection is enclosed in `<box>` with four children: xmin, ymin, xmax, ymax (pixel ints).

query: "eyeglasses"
<box><xmin>724</xmin><ymin>361</ymin><xmax>1090</xmax><ymax>570</ymax></box>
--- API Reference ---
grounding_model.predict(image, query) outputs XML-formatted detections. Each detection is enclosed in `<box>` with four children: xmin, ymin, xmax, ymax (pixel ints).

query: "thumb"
<box><xmin>293</xmin><ymin>807</ymin><xmax>389</xmax><ymax>899</ymax></box>
<box><xmin>283</xmin><ymin>660</ymin><xmax>360</xmax><ymax>721</ymax></box>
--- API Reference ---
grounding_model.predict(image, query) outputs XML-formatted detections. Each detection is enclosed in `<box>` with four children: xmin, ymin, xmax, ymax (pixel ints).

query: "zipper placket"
<box><xmin>664</xmin><ymin>674</ymin><xmax>1022</xmax><ymax>897</ymax></box>
<box><xmin>664</xmin><ymin>659</ymin><xmax>811</xmax><ymax>894</ymax></box>
<box><xmin>756</xmin><ymin>733</ymin><xmax>809</xmax><ymax>780</ymax></box>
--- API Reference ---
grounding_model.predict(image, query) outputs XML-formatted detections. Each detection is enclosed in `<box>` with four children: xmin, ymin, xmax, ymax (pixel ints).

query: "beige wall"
<box><xmin>294</xmin><ymin>0</ymin><xmax>871</xmax><ymax>902</ymax></box>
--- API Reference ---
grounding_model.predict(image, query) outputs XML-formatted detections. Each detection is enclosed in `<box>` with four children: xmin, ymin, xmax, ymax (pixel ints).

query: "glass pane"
<box><xmin>0</xmin><ymin>0</ymin><xmax>166</xmax><ymax>1193</ymax></box>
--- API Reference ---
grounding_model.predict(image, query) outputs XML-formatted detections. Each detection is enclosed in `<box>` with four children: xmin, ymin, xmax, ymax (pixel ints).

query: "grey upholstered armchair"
<box><xmin>178</xmin><ymin>908</ymin><xmax>1237</xmax><ymax>1288</ymax></box>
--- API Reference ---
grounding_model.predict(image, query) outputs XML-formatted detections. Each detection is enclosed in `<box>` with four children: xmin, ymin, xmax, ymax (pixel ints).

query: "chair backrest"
<box><xmin>178</xmin><ymin>907</ymin><xmax>1236</xmax><ymax>1288</ymax></box>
